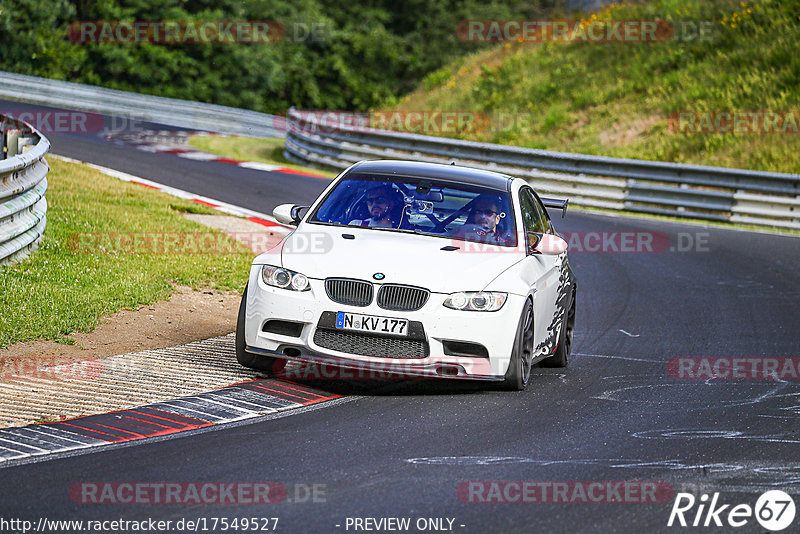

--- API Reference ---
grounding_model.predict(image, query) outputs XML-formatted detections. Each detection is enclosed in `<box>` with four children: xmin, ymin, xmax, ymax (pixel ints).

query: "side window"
<box><xmin>519</xmin><ymin>188</ymin><xmax>545</xmax><ymax>251</ymax></box>
<box><xmin>531</xmin><ymin>191</ymin><xmax>553</xmax><ymax>233</ymax></box>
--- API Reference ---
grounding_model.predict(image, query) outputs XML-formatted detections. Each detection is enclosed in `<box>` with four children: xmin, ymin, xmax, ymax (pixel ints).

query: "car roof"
<box><xmin>346</xmin><ymin>160</ymin><xmax>514</xmax><ymax>192</ymax></box>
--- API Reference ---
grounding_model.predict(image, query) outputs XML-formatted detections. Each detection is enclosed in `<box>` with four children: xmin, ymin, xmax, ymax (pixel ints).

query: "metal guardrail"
<box><xmin>285</xmin><ymin>108</ymin><xmax>800</xmax><ymax>230</ymax></box>
<box><xmin>0</xmin><ymin>114</ymin><xmax>50</xmax><ymax>266</ymax></box>
<box><xmin>0</xmin><ymin>71</ymin><xmax>286</xmax><ymax>138</ymax></box>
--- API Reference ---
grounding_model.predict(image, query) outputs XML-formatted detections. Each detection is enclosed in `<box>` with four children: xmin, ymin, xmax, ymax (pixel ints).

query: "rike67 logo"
<box><xmin>668</xmin><ymin>490</ymin><xmax>796</xmax><ymax>531</ymax></box>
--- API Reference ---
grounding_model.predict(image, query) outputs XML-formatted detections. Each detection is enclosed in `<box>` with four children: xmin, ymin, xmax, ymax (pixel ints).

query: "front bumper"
<box><xmin>243</xmin><ymin>266</ymin><xmax>524</xmax><ymax>380</ymax></box>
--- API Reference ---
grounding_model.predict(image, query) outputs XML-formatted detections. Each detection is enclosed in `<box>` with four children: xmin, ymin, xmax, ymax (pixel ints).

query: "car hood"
<box><xmin>270</xmin><ymin>225</ymin><xmax>524</xmax><ymax>293</ymax></box>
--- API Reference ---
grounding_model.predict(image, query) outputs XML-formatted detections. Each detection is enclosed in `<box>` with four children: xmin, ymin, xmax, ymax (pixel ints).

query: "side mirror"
<box><xmin>273</xmin><ymin>204</ymin><xmax>309</xmax><ymax>226</ymax></box>
<box><xmin>528</xmin><ymin>233</ymin><xmax>568</xmax><ymax>255</ymax></box>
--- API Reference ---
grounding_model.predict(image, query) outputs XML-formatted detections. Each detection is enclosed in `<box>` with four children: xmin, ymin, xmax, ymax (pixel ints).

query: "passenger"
<box><xmin>455</xmin><ymin>194</ymin><xmax>509</xmax><ymax>245</ymax></box>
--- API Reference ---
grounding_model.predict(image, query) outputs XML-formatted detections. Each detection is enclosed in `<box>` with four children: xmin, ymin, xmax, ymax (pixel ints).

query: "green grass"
<box><xmin>187</xmin><ymin>135</ymin><xmax>338</xmax><ymax>178</ymax></box>
<box><xmin>388</xmin><ymin>0</ymin><xmax>800</xmax><ymax>174</ymax></box>
<box><xmin>0</xmin><ymin>158</ymin><xmax>254</xmax><ymax>348</ymax></box>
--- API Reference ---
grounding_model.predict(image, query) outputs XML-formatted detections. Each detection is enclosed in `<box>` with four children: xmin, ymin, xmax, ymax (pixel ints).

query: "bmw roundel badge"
<box><xmin>373</xmin><ymin>273</ymin><xmax>385</xmax><ymax>280</ymax></box>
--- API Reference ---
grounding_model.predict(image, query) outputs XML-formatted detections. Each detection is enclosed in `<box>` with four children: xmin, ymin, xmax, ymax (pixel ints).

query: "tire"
<box><xmin>501</xmin><ymin>298</ymin><xmax>535</xmax><ymax>391</ymax></box>
<box><xmin>541</xmin><ymin>285</ymin><xmax>575</xmax><ymax>368</ymax></box>
<box><xmin>235</xmin><ymin>284</ymin><xmax>277</xmax><ymax>375</ymax></box>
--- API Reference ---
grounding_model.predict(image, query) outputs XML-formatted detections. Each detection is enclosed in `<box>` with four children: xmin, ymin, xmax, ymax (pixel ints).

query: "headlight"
<box><xmin>261</xmin><ymin>265</ymin><xmax>310</xmax><ymax>291</ymax></box>
<box><xmin>443</xmin><ymin>291</ymin><xmax>507</xmax><ymax>311</ymax></box>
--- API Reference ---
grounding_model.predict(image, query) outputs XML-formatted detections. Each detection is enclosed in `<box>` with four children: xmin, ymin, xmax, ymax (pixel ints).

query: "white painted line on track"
<box><xmin>618</xmin><ymin>329</ymin><xmax>641</xmax><ymax>338</ymax></box>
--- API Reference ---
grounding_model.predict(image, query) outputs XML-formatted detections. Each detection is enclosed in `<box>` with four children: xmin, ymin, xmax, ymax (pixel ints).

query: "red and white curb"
<box><xmin>51</xmin><ymin>155</ymin><xmax>293</xmax><ymax>233</ymax></box>
<box><xmin>115</xmin><ymin>129</ymin><xmax>329</xmax><ymax>178</ymax></box>
<box><xmin>0</xmin><ymin>379</ymin><xmax>341</xmax><ymax>467</ymax></box>
<box><xmin>0</xmin><ymin>334</ymin><xmax>349</xmax><ymax>467</ymax></box>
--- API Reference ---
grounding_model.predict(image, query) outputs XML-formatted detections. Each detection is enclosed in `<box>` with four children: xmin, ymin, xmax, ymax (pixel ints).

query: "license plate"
<box><xmin>335</xmin><ymin>312</ymin><xmax>409</xmax><ymax>337</ymax></box>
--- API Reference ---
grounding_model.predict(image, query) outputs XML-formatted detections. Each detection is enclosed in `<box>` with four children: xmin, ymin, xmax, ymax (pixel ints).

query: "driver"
<box><xmin>455</xmin><ymin>194</ymin><xmax>508</xmax><ymax>245</ymax></box>
<box><xmin>349</xmin><ymin>184</ymin><xmax>404</xmax><ymax>228</ymax></box>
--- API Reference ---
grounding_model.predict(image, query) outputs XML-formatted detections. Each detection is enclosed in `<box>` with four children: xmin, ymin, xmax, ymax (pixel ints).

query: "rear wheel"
<box><xmin>235</xmin><ymin>284</ymin><xmax>277</xmax><ymax>375</ymax></box>
<box><xmin>541</xmin><ymin>286</ymin><xmax>575</xmax><ymax>368</ymax></box>
<box><xmin>501</xmin><ymin>299</ymin><xmax>535</xmax><ymax>391</ymax></box>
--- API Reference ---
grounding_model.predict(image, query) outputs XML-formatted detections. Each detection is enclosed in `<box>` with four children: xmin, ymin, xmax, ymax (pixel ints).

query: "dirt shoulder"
<box><xmin>3</xmin><ymin>285</ymin><xmax>241</xmax><ymax>362</ymax></box>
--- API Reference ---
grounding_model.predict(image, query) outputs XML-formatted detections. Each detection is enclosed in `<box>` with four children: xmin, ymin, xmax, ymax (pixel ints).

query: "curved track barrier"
<box><xmin>0</xmin><ymin>71</ymin><xmax>285</xmax><ymax>138</ymax></box>
<box><xmin>0</xmin><ymin>114</ymin><xmax>50</xmax><ymax>266</ymax></box>
<box><xmin>285</xmin><ymin>108</ymin><xmax>800</xmax><ymax>230</ymax></box>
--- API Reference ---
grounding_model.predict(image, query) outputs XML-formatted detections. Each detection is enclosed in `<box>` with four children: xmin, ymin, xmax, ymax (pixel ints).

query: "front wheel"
<box><xmin>501</xmin><ymin>299</ymin><xmax>534</xmax><ymax>391</ymax></box>
<box><xmin>235</xmin><ymin>284</ymin><xmax>277</xmax><ymax>375</ymax></box>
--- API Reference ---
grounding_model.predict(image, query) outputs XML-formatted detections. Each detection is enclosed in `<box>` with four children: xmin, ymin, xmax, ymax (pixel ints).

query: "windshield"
<box><xmin>309</xmin><ymin>174</ymin><xmax>517</xmax><ymax>247</ymax></box>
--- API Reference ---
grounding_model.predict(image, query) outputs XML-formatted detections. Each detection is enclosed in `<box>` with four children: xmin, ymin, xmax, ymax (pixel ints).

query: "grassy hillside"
<box><xmin>388</xmin><ymin>0</ymin><xmax>800</xmax><ymax>173</ymax></box>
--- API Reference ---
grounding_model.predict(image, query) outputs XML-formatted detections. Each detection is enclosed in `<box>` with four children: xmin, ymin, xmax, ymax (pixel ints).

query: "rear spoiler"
<box><xmin>541</xmin><ymin>197</ymin><xmax>569</xmax><ymax>218</ymax></box>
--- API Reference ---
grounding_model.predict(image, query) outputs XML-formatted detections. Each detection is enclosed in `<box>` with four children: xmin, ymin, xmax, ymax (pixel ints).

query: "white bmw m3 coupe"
<box><xmin>236</xmin><ymin>160</ymin><xmax>576</xmax><ymax>390</ymax></box>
